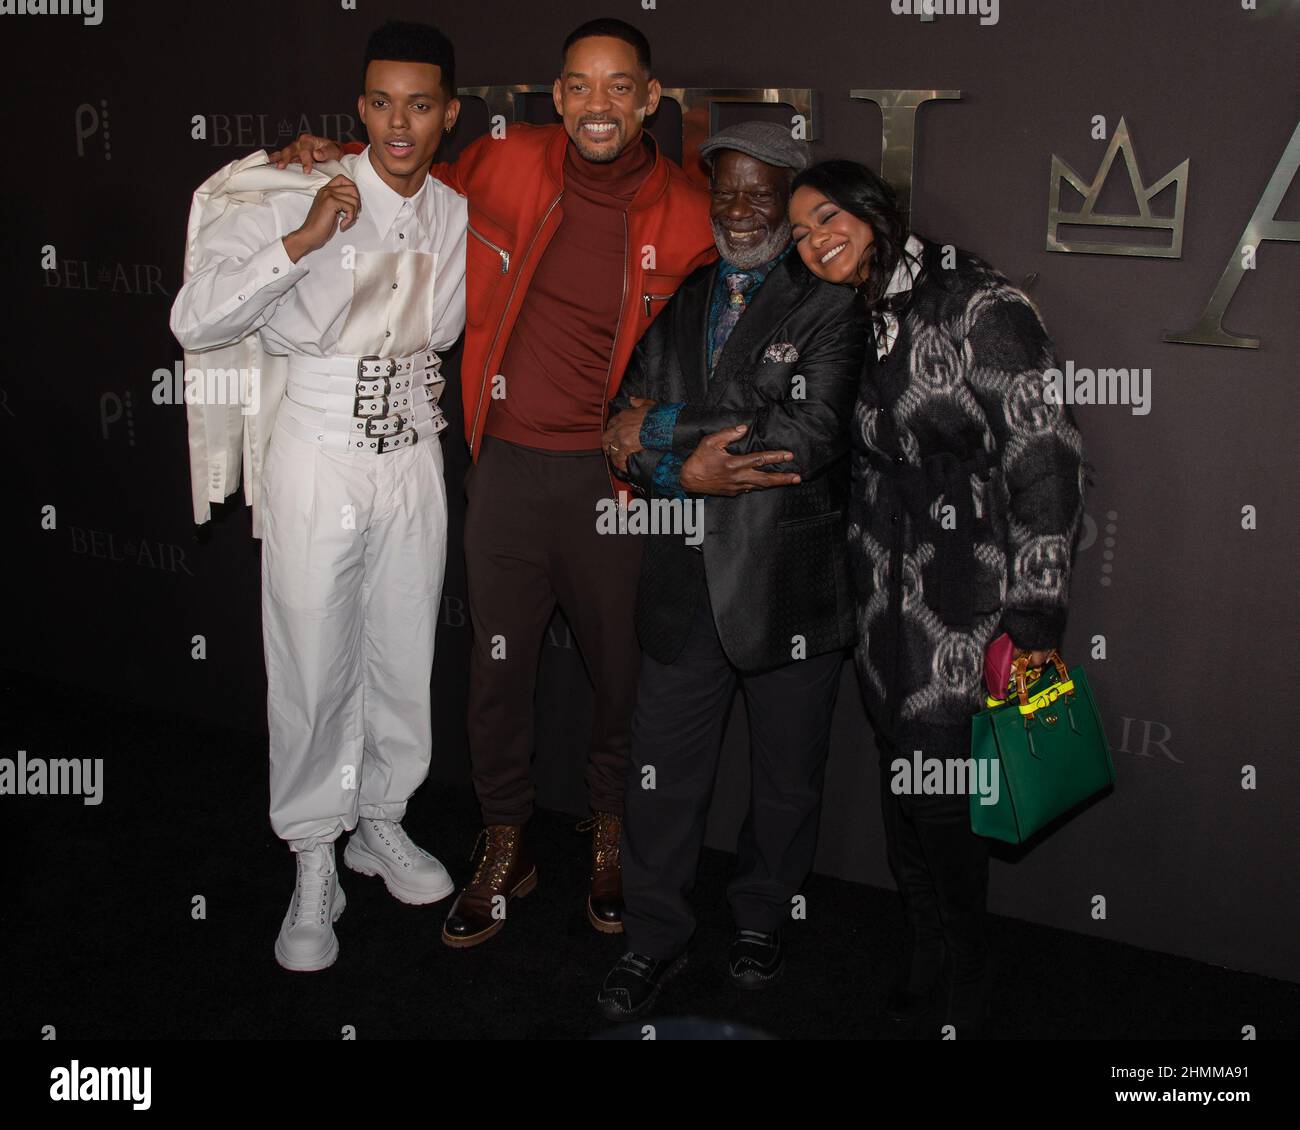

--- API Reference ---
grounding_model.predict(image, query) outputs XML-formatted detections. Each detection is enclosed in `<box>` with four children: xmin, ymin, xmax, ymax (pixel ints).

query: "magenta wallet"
<box><xmin>983</xmin><ymin>631</ymin><xmax>1017</xmax><ymax>699</ymax></box>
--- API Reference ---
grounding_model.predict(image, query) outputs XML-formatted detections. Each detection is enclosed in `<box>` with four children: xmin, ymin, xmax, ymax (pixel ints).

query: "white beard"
<box><xmin>713</xmin><ymin>218</ymin><xmax>793</xmax><ymax>270</ymax></box>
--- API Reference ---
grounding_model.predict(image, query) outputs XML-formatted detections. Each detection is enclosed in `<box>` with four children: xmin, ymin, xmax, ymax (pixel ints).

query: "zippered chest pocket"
<box><xmin>467</xmin><ymin>219</ymin><xmax>514</xmax><ymax>328</ymax></box>
<box><xmin>640</xmin><ymin>272</ymin><xmax>684</xmax><ymax>319</ymax></box>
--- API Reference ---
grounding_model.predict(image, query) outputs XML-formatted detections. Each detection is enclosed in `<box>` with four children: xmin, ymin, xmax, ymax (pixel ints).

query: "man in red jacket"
<box><xmin>274</xmin><ymin>18</ymin><xmax>717</xmax><ymax>947</ymax></box>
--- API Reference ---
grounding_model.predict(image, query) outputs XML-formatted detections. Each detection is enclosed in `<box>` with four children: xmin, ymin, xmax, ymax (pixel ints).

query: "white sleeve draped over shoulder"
<box><xmin>171</xmin><ymin>149</ymin><xmax>348</xmax><ymax>536</ymax></box>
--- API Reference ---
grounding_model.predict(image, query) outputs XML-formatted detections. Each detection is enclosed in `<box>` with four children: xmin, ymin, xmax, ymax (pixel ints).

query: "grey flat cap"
<box><xmin>699</xmin><ymin>120</ymin><xmax>809</xmax><ymax>172</ymax></box>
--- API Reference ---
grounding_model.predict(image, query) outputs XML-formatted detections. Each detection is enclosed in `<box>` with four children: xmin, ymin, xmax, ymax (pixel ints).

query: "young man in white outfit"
<box><xmin>170</xmin><ymin>22</ymin><xmax>468</xmax><ymax>971</ymax></box>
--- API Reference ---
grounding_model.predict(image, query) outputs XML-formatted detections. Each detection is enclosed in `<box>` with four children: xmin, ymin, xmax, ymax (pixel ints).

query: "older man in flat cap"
<box><xmin>596</xmin><ymin>121</ymin><xmax>868</xmax><ymax>1019</ymax></box>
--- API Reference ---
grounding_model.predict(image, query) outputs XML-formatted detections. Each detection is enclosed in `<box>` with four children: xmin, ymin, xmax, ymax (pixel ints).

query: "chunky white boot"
<box><xmin>343</xmin><ymin>818</ymin><xmax>455</xmax><ymax>905</ymax></box>
<box><xmin>274</xmin><ymin>842</ymin><xmax>346</xmax><ymax>972</ymax></box>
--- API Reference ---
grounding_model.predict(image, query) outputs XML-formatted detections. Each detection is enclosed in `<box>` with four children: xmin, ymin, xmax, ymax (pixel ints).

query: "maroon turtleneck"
<box><xmin>484</xmin><ymin>131</ymin><xmax>655</xmax><ymax>451</ymax></box>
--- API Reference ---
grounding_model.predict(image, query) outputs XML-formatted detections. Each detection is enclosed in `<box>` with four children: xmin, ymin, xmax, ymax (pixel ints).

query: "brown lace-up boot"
<box><xmin>579</xmin><ymin>811</ymin><xmax>623</xmax><ymax>934</ymax></box>
<box><xmin>441</xmin><ymin>824</ymin><xmax>537</xmax><ymax>948</ymax></box>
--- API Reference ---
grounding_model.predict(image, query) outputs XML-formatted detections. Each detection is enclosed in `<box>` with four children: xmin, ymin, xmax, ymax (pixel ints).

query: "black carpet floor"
<box><xmin>3</xmin><ymin>668</ymin><xmax>1298</xmax><ymax>1042</ymax></box>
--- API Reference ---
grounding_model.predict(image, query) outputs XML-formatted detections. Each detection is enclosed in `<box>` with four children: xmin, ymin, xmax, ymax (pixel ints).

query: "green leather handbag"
<box><xmin>969</xmin><ymin>651</ymin><xmax>1115</xmax><ymax>843</ymax></box>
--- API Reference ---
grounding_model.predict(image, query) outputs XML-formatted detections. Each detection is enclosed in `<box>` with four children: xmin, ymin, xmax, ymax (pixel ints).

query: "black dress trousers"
<box><xmin>621</xmin><ymin>580</ymin><xmax>845</xmax><ymax>960</ymax></box>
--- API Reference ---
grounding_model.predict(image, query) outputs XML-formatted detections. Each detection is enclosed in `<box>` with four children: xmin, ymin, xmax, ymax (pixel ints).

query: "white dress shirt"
<box><xmin>170</xmin><ymin>147</ymin><xmax>467</xmax><ymax>533</ymax></box>
<box><xmin>875</xmin><ymin>233</ymin><xmax>926</xmax><ymax>360</ymax></box>
<box><xmin>171</xmin><ymin>146</ymin><xmax>466</xmax><ymax>359</ymax></box>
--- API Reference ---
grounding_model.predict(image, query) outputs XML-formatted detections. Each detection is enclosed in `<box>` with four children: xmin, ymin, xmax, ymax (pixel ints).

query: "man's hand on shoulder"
<box><xmin>268</xmin><ymin>133</ymin><xmax>343</xmax><ymax>173</ymax></box>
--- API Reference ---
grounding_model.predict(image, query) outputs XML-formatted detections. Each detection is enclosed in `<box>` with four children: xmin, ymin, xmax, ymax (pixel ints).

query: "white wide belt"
<box><xmin>277</xmin><ymin>350</ymin><xmax>448</xmax><ymax>454</ymax></box>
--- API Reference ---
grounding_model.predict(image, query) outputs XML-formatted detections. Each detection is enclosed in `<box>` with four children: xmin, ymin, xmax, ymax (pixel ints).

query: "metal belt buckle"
<box><xmin>357</xmin><ymin>355</ymin><xmax>395</xmax><ymax>380</ymax></box>
<box><xmin>365</xmin><ymin>414</ymin><xmax>406</xmax><ymax>438</ymax></box>
<box><xmin>354</xmin><ymin>394</ymin><xmax>390</xmax><ymax>418</ymax></box>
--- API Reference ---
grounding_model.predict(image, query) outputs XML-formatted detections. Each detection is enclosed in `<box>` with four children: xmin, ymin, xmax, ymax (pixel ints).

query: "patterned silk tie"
<box><xmin>710</xmin><ymin>271</ymin><xmax>752</xmax><ymax>375</ymax></box>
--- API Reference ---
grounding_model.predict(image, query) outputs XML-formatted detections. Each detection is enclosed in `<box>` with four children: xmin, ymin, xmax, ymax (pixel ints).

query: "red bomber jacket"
<box><xmin>346</xmin><ymin>123</ymin><xmax>718</xmax><ymax>461</ymax></box>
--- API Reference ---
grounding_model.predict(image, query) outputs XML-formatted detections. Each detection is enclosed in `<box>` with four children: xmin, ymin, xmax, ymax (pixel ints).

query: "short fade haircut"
<box><xmin>561</xmin><ymin>18</ymin><xmax>652</xmax><ymax>79</ymax></box>
<box><xmin>363</xmin><ymin>20</ymin><xmax>456</xmax><ymax>99</ymax></box>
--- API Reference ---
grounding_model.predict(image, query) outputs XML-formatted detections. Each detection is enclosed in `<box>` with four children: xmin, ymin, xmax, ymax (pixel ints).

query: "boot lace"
<box><xmin>616</xmin><ymin>952</ymin><xmax>655</xmax><ymax>977</ymax></box>
<box><xmin>577</xmin><ymin>812</ymin><xmax>621</xmax><ymax>873</ymax></box>
<box><xmin>291</xmin><ymin>849</ymin><xmax>334</xmax><ymax>926</ymax></box>
<box><xmin>467</xmin><ymin>826</ymin><xmax>519</xmax><ymax>891</ymax></box>
<box><xmin>370</xmin><ymin>819</ymin><xmax>427</xmax><ymax>870</ymax></box>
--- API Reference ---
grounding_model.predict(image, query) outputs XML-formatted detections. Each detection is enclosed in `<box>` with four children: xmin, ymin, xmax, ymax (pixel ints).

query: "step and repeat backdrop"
<box><xmin>6</xmin><ymin>0</ymin><xmax>1299</xmax><ymax>983</ymax></box>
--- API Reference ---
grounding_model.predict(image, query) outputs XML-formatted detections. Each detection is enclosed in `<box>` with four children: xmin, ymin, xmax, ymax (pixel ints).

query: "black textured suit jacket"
<box><xmin>612</xmin><ymin>250</ymin><xmax>868</xmax><ymax>673</ymax></box>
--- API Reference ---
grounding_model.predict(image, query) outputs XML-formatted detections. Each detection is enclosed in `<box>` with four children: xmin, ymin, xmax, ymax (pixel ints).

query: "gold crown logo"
<box><xmin>1047</xmin><ymin>117</ymin><xmax>1189</xmax><ymax>258</ymax></box>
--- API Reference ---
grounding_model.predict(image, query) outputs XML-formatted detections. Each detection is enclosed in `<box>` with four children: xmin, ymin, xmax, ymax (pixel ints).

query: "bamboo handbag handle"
<box><xmin>1013</xmin><ymin>650</ymin><xmax>1073</xmax><ymax>715</ymax></box>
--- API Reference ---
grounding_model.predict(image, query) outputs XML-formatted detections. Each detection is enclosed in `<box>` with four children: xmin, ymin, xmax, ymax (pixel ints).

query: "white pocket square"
<box><xmin>762</xmin><ymin>341</ymin><xmax>799</xmax><ymax>363</ymax></box>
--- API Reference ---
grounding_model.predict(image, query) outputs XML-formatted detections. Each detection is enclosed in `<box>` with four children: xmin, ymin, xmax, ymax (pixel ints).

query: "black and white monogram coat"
<box><xmin>850</xmin><ymin>235</ymin><xmax>1085</xmax><ymax>757</ymax></box>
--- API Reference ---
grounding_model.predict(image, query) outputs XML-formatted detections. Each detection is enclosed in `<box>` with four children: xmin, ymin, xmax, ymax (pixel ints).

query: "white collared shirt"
<box><xmin>875</xmin><ymin>233</ymin><xmax>925</xmax><ymax>360</ymax></box>
<box><xmin>171</xmin><ymin>146</ymin><xmax>466</xmax><ymax>360</ymax></box>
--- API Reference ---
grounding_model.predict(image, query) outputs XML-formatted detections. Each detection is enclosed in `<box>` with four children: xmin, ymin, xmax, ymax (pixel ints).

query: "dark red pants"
<box><xmin>463</xmin><ymin>436</ymin><xmax>642</xmax><ymax>825</ymax></box>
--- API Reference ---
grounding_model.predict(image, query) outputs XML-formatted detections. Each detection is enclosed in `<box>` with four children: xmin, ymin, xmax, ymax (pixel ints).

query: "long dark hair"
<box><xmin>790</xmin><ymin>160</ymin><xmax>926</xmax><ymax>338</ymax></box>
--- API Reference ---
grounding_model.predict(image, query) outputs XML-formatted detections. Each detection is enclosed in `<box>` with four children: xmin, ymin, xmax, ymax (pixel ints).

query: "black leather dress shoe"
<box><xmin>596</xmin><ymin>951</ymin><xmax>688</xmax><ymax>1021</ymax></box>
<box><xmin>728</xmin><ymin>928</ymin><xmax>784</xmax><ymax>989</ymax></box>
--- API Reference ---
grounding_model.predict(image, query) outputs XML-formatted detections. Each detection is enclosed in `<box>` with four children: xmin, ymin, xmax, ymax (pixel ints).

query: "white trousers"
<box><xmin>260</xmin><ymin>412</ymin><xmax>448</xmax><ymax>850</ymax></box>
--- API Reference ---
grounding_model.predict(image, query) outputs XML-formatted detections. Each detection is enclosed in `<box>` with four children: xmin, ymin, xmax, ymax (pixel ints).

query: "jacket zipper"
<box><xmin>600</xmin><ymin>212</ymin><xmax>630</xmax><ymax>498</ymax></box>
<box><xmin>642</xmin><ymin>292</ymin><xmax>674</xmax><ymax>317</ymax></box>
<box><xmin>470</xmin><ymin>191</ymin><xmax>563</xmax><ymax>454</ymax></box>
<box><xmin>468</xmin><ymin>223</ymin><xmax>510</xmax><ymax>274</ymax></box>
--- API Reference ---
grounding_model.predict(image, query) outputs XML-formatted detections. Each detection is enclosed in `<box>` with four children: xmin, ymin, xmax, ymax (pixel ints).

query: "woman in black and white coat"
<box><xmin>788</xmin><ymin>160</ymin><xmax>1085</xmax><ymax>1037</ymax></box>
